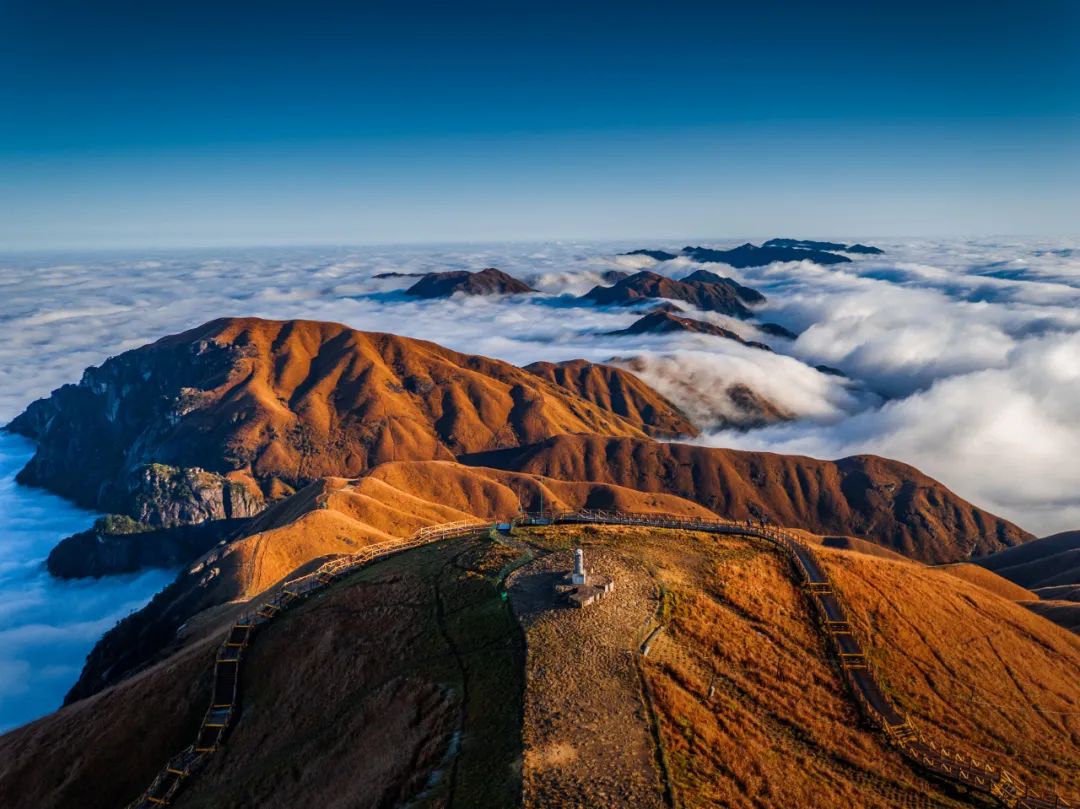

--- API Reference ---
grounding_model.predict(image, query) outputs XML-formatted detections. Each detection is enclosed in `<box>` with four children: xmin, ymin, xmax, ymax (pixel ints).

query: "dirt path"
<box><xmin>508</xmin><ymin>548</ymin><xmax>666</xmax><ymax>809</ymax></box>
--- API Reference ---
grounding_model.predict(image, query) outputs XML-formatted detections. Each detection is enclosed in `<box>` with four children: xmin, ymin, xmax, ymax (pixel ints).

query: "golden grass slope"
<box><xmin>166</xmin><ymin>317</ymin><xmax>652</xmax><ymax>480</ymax></box>
<box><xmin>524</xmin><ymin>358</ymin><xmax>699</xmax><ymax>438</ymax></box>
<box><xmin>0</xmin><ymin>536</ymin><xmax>526</xmax><ymax>809</ymax></box>
<box><xmin>522</xmin><ymin>524</ymin><xmax>1080</xmax><ymax>807</ymax></box>
<box><xmin>223</xmin><ymin>460</ymin><xmax>718</xmax><ymax>600</ymax></box>
<box><xmin>64</xmin><ymin>461</ymin><xmax>716</xmax><ymax>702</ymax></box>
<box><xmin>937</xmin><ymin>563</ymin><xmax>1037</xmax><ymax>601</ymax></box>
<box><xmin>8</xmin><ymin>317</ymin><xmax>657</xmax><ymax>515</ymax></box>
<box><xmin>465</xmin><ymin>433</ymin><xmax>1033</xmax><ymax>563</ymax></box>
<box><xmin>5</xmin><ymin>524</ymin><xmax>1078</xmax><ymax>809</ymax></box>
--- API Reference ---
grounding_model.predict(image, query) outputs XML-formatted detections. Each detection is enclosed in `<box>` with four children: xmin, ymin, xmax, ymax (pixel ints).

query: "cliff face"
<box><xmin>64</xmin><ymin>463</ymin><xmax>714</xmax><ymax>702</ymax></box>
<box><xmin>7</xmin><ymin>317</ymin><xmax>650</xmax><ymax>525</ymax></box>
<box><xmin>46</xmin><ymin>515</ymin><xmax>248</xmax><ymax>579</ymax></box>
<box><xmin>461</xmin><ymin>434</ymin><xmax>1033</xmax><ymax>564</ymax></box>
<box><xmin>7</xmin><ymin>332</ymin><xmax>262</xmax><ymax>524</ymax></box>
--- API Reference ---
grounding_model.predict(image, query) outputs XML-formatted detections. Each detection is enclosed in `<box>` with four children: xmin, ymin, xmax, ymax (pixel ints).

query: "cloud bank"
<box><xmin>1</xmin><ymin>235</ymin><xmax>1078</xmax><ymax>729</ymax></box>
<box><xmin>1</xmin><ymin>237</ymin><xmax>1078</xmax><ymax>535</ymax></box>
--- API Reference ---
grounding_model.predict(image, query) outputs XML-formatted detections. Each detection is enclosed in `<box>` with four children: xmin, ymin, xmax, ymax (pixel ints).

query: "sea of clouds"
<box><xmin>0</xmin><ymin>236</ymin><xmax>1077</xmax><ymax>728</ymax></box>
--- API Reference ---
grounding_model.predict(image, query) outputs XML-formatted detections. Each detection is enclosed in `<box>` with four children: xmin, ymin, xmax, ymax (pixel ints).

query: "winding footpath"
<box><xmin>127</xmin><ymin>510</ymin><xmax>1072</xmax><ymax>809</ymax></box>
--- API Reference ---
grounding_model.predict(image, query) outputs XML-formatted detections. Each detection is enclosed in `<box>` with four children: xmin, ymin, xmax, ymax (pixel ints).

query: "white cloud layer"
<box><xmin>1</xmin><ymin>236</ymin><xmax>1079</xmax><ymax>728</ymax></box>
<box><xmin>1</xmin><ymin>238</ymin><xmax>1078</xmax><ymax>535</ymax></box>
<box><xmin>0</xmin><ymin>433</ymin><xmax>171</xmax><ymax>732</ymax></box>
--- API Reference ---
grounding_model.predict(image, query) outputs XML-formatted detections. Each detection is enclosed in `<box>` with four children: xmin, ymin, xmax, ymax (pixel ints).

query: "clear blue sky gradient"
<box><xmin>1</xmin><ymin>0</ymin><xmax>1077</xmax><ymax>247</ymax></box>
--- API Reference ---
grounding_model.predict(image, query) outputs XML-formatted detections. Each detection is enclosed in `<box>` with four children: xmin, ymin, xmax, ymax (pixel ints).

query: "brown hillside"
<box><xmin>937</xmin><ymin>563</ymin><xmax>1036</xmax><ymax>601</ymax></box>
<box><xmin>0</xmin><ymin>535</ymin><xmax>528</xmax><ymax>809</ymax></box>
<box><xmin>524</xmin><ymin>359</ymin><xmax>699</xmax><ymax>438</ymax></box>
<box><xmin>818</xmin><ymin>535</ymin><xmax>910</xmax><ymax>560</ymax></box>
<box><xmin>975</xmin><ymin>530</ymin><xmax>1080</xmax><ymax>590</ymax></box>
<box><xmin>975</xmin><ymin>531</ymin><xmax>1080</xmax><ymax>634</ymax></box>
<box><xmin>609</xmin><ymin>311</ymin><xmax>772</xmax><ymax>351</ymax></box>
<box><xmin>581</xmin><ymin>270</ymin><xmax>758</xmax><ymax>317</ymax></box>
<box><xmin>462</xmin><ymin>434</ymin><xmax>1032</xmax><ymax>563</ymax></box>
<box><xmin>65</xmin><ymin>461</ymin><xmax>715</xmax><ymax>703</ymax></box>
<box><xmin>516</xmin><ymin>524</ymin><xmax>1077</xmax><ymax>807</ymax></box>
<box><xmin>7</xmin><ymin>524</ymin><xmax>1077</xmax><ymax>809</ymax></box>
<box><xmin>404</xmin><ymin>267</ymin><xmax>535</xmax><ymax>297</ymax></box>
<box><xmin>1023</xmin><ymin>600</ymin><xmax>1080</xmax><ymax>633</ymax></box>
<box><xmin>7</xmin><ymin>317</ymin><xmax>649</xmax><ymax>523</ymax></box>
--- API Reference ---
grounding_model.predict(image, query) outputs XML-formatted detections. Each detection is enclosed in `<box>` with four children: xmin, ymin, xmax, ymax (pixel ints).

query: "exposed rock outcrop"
<box><xmin>5</xmin><ymin>317</ymin><xmax>650</xmax><ymax>524</ymax></box>
<box><xmin>47</xmin><ymin>515</ymin><xmax>247</xmax><ymax>578</ymax></box>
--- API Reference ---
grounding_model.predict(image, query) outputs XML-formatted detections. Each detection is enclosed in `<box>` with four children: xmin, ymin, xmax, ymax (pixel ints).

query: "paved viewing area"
<box><xmin>508</xmin><ymin>548</ymin><xmax>665</xmax><ymax>809</ymax></box>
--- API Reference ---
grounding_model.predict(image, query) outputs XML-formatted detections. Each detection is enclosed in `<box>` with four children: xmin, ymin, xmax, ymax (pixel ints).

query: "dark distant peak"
<box><xmin>682</xmin><ymin>243</ymin><xmax>851</xmax><ymax>268</ymax></box>
<box><xmin>580</xmin><ymin>269</ymin><xmax>760</xmax><ymax>318</ymax></box>
<box><xmin>815</xmin><ymin>364</ymin><xmax>847</xmax><ymax>377</ymax></box>
<box><xmin>757</xmin><ymin>322</ymin><xmax>799</xmax><ymax>340</ymax></box>
<box><xmin>601</xmin><ymin>269</ymin><xmax>632</xmax><ymax>284</ymax></box>
<box><xmin>622</xmin><ymin>249</ymin><xmax>678</xmax><ymax>261</ymax></box>
<box><xmin>625</xmin><ymin>269</ymin><xmax>668</xmax><ymax>282</ymax></box>
<box><xmin>764</xmin><ymin>238</ymin><xmax>885</xmax><ymax>255</ymax></box>
<box><xmin>609</xmin><ymin>311</ymin><xmax>772</xmax><ymax>351</ymax></box>
<box><xmin>405</xmin><ymin>267</ymin><xmax>535</xmax><ymax>298</ymax></box>
<box><xmin>680</xmin><ymin>268</ymin><xmax>722</xmax><ymax>283</ymax></box>
<box><xmin>647</xmin><ymin>301</ymin><xmax>683</xmax><ymax>314</ymax></box>
<box><xmin>764</xmin><ymin>238</ymin><xmax>847</xmax><ymax>251</ymax></box>
<box><xmin>681</xmin><ymin>269</ymin><xmax>766</xmax><ymax>304</ymax></box>
<box><xmin>373</xmin><ymin>271</ymin><xmax>432</xmax><ymax>279</ymax></box>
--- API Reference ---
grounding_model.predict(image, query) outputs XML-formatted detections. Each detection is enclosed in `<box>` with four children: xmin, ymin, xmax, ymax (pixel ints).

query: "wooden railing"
<box><xmin>125</xmin><ymin>509</ymin><xmax>1072</xmax><ymax>809</ymax></box>
<box><xmin>126</xmin><ymin>519</ymin><xmax>490</xmax><ymax>808</ymax></box>
<box><xmin>525</xmin><ymin>510</ymin><xmax>1071</xmax><ymax>809</ymax></box>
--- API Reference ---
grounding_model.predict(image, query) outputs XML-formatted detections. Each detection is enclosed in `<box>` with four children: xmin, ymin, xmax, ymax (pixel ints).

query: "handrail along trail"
<box><xmin>126</xmin><ymin>510</ymin><xmax>1072</xmax><ymax>809</ymax></box>
<box><xmin>127</xmin><ymin>520</ymin><xmax>489</xmax><ymax>808</ymax></box>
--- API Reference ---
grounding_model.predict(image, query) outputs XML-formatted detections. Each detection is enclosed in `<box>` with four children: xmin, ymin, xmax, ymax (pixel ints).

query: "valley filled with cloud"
<box><xmin>0</xmin><ymin>237</ymin><xmax>1077</xmax><ymax>731</ymax></box>
<box><xmin>3</xmin><ymin>238</ymin><xmax>1077</xmax><ymax>533</ymax></box>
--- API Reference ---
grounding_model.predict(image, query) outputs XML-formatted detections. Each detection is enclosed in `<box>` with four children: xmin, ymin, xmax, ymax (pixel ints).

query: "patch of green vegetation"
<box><xmin>94</xmin><ymin>514</ymin><xmax>151</xmax><ymax>535</ymax></box>
<box><xmin>660</xmin><ymin>587</ymin><xmax>680</xmax><ymax>625</ymax></box>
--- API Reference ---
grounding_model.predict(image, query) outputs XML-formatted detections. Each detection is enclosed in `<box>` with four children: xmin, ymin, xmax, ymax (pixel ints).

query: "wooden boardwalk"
<box><xmin>125</xmin><ymin>510</ymin><xmax>1073</xmax><ymax>809</ymax></box>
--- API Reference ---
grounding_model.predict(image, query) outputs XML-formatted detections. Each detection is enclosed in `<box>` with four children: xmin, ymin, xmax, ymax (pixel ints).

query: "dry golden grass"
<box><xmin>0</xmin><ymin>536</ymin><xmax>527</xmax><ymax>809</ymax></box>
<box><xmin>936</xmin><ymin>562</ymin><xmax>1036</xmax><ymax>601</ymax></box>
<box><xmin>520</xmin><ymin>525</ymin><xmax>1080</xmax><ymax>807</ymax></box>
<box><xmin>523</xmin><ymin>358</ymin><xmax>699</xmax><ymax>438</ymax></box>
<box><xmin>831</xmin><ymin>550</ymin><xmax>1080</xmax><ymax>792</ymax></box>
<box><xmin>468</xmin><ymin>434</ymin><xmax>1032</xmax><ymax>562</ymax></box>
<box><xmin>199</xmin><ymin>462</ymin><xmax>716</xmax><ymax>604</ymax></box>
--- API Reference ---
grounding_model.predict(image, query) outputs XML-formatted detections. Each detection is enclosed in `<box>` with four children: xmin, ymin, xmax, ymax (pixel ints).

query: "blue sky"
<box><xmin>1</xmin><ymin>0</ymin><xmax>1077</xmax><ymax>247</ymax></box>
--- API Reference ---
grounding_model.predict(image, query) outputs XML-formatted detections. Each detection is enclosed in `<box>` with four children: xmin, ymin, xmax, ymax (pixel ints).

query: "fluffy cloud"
<box><xmin>0</xmin><ymin>434</ymin><xmax>173</xmax><ymax>731</ymax></box>
<box><xmin>0</xmin><ymin>237</ymin><xmax>1078</xmax><ymax>536</ymax></box>
<box><xmin>1</xmin><ymin>236</ymin><xmax>1079</xmax><ymax>729</ymax></box>
<box><xmin>710</xmin><ymin>330</ymin><xmax>1080</xmax><ymax>531</ymax></box>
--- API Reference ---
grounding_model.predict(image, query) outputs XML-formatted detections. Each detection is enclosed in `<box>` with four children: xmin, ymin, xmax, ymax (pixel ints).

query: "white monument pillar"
<box><xmin>571</xmin><ymin>548</ymin><xmax>587</xmax><ymax>585</ymax></box>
